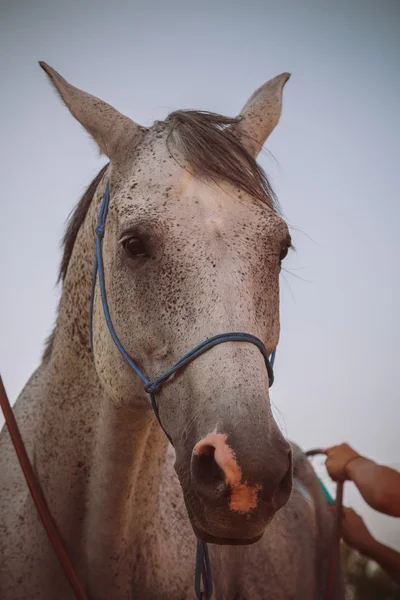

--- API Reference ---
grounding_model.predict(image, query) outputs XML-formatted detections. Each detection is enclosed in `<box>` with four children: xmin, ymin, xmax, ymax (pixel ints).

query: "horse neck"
<box><xmin>35</xmin><ymin>181</ymin><xmax>168</xmax><ymax>559</ymax></box>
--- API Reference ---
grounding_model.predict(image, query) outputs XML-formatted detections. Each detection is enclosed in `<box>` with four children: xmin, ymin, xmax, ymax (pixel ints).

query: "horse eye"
<box><xmin>122</xmin><ymin>237</ymin><xmax>147</xmax><ymax>258</ymax></box>
<box><xmin>279</xmin><ymin>245</ymin><xmax>289</xmax><ymax>261</ymax></box>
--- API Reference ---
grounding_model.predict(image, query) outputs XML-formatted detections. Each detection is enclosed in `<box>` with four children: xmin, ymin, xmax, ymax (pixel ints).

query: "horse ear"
<box><xmin>39</xmin><ymin>62</ymin><xmax>145</xmax><ymax>161</ymax></box>
<box><xmin>235</xmin><ymin>73</ymin><xmax>290</xmax><ymax>158</ymax></box>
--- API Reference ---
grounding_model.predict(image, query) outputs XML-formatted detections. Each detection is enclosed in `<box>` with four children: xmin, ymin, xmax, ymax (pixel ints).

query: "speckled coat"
<box><xmin>0</xmin><ymin>64</ymin><xmax>344</xmax><ymax>600</ymax></box>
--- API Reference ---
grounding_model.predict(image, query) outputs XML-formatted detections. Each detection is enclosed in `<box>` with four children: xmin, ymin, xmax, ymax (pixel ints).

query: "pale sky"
<box><xmin>1</xmin><ymin>0</ymin><xmax>399</xmax><ymax>550</ymax></box>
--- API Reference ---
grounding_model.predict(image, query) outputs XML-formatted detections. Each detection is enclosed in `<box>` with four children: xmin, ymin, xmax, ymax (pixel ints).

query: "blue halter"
<box><xmin>89</xmin><ymin>181</ymin><xmax>277</xmax><ymax>599</ymax></box>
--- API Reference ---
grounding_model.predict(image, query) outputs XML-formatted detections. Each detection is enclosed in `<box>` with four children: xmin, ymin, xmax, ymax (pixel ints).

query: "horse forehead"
<box><xmin>114</xmin><ymin>144</ymin><xmax>194</xmax><ymax>211</ymax></box>
<box><xmin>113</xmin><ymin>134</ymin><xmax>285</xmax><ymax>234</ymax></box>
<box><xmin>116</xmin><ymin>169</ymin><xmax>278</xmax><ymax>234</ymax></box>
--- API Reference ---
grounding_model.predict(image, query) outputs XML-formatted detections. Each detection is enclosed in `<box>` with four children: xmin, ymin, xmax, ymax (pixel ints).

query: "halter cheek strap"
<box><xmin>89</xmin><ymin>181</ymin><xmax>277</xmax><ymax>600</ymax></box>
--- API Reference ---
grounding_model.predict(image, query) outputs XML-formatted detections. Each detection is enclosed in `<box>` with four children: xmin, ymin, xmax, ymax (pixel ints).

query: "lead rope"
<box><xmin>195</xmin><ymin>540</ymin><xmax>213</xmax><ymax>600</ymax></box>
<box><xmin>306</xmin><ymin>449</ymin><xmax>344</xmax><ymax>600</ymax></box>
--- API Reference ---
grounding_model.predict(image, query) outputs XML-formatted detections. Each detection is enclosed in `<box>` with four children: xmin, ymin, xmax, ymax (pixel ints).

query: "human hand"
<box><xmin>324</xmin><ymin>443</ymin><xmax>361</xmax><ymax>482</ymax></box>
<box><xmin>341</xmin><ymin>507</ymin><xmax>376</xmax><ymax>554</ymax></box>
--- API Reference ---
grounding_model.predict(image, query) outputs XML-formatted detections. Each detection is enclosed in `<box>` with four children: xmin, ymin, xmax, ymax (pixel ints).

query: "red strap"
<box><xmin>0</xmin><ymin>376</ymin><xmax>89</xmax><ymax>600</ymax></box>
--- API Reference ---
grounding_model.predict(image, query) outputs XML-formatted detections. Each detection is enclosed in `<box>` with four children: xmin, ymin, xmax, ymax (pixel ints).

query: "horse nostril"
<box><xmin>191</xmin><ymin>445</ymin><xmax>227</xmax><ymax>500</ymax></box>
<box><xmin>196</xmin><ymin>443</ymin><xmax>215</xmax><ymax>458</ymax></box>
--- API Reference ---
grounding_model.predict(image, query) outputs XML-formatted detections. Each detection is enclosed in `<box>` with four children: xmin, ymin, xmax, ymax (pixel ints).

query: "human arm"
<box><xmin>324</xmin><ymin>443</ymin><xmax>400</xmax><ymax>517</ymax></box>
<box><xmin>341</xmin><ymin>507</ymin><xmax>400</xmax><ymax>584</ymax></box>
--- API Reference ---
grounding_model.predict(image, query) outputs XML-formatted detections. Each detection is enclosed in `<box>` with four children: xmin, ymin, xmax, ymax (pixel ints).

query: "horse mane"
<box><xmin>42</xmin><ymin>163</ymin><xmax>109</xmax><ymax>361</ymax></box>
<box><xmin>42</xmin><ymin>110</ymin><xmax>278</xmax><ymax>361</ymax></box>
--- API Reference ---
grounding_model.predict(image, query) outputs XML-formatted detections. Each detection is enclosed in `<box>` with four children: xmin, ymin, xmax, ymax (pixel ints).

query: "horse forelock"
<box><xmin>164</xmin><ymin>110</ymin><xmax>279</xmax><ymax>212</ymax></box>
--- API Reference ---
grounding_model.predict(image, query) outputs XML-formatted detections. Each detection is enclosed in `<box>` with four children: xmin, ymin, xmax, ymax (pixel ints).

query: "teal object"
<box><xmin>318</xmin><ymin>478</ymin><xmax>335</xmax><ymax>506</ymax></box>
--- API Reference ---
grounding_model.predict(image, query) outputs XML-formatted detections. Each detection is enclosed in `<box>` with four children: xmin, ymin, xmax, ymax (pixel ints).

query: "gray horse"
<box><xmin>0</xmin><ymin>63</ymin><xmax>344</xmax><ymax>599</ymax></box>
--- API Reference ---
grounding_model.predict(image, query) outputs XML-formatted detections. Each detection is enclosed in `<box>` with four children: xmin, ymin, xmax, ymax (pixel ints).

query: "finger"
<box><xmin>325</xmin><ymin>445</ymin><xmax>340</xmax><ymax>455</ymax></box>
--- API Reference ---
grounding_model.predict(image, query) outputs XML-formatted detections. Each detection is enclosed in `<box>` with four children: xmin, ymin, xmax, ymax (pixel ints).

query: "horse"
<box><xmin>0</xmin><ymin>63</ymin><xmax>344</xmax><ymax>600</ymax></box>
